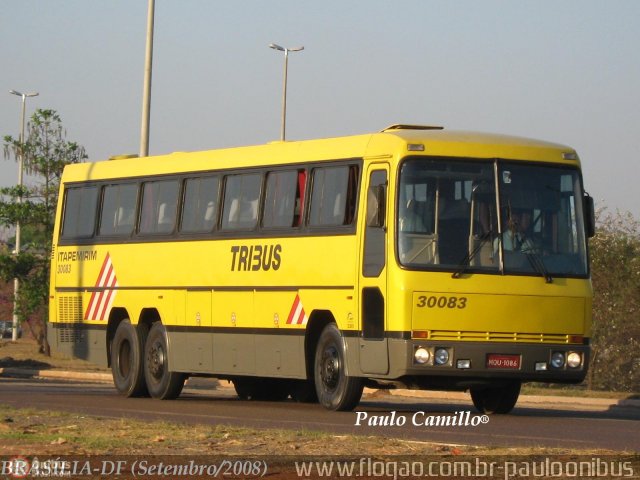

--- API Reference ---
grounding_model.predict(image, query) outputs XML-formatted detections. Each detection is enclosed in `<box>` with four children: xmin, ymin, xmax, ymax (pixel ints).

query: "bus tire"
<box><xmin>232</xmin><ymin>378</ymin><xmax>256</xmax><ymax>400</ymax></box>
<box><xmin>111</xmin><ymin>319</ymin><xmax>148</xmax><ymax>397</ymax></box>
<box><xmin>233</xmin><ymin>378</ymin><xmax>289</xmax><ymax>401</ymax></box>
<box><xmin>290</xmin><ymin>379</ymin><xmax>318</xmax><ymax>403</ymax></box>
<box><xmin>144</xmin><ymin>322</ymin><xmax>185</xmax><ymax>400</ymax></box>
<box><xmin>470</xmin><ymin>380</ymin><xmax>521</xmax><ymax>414</ymax></box>
<box><xmin>314</xmin><ymin>324</ymin><xmax>363</xmax><ymax>411</ymax></box>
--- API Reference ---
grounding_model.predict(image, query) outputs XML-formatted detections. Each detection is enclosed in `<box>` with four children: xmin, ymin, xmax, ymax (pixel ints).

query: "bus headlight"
<box><xmin>567</xmin><ymin>352</ymin><xmax>582</xmax><ymax>368</ymax></box>
<box><xmin>550</xmin><ymin>352</ymin><xmax>565</xmax><ymax>368</ymax></box>
<box><xmin>434</xmin><ymin>348</ymin><xmax>449</xmax><ymax>365</ymax></box>
<box><xmin>414</xmin><ymin>347</ymin><xmax>430</xmax><ymax>364</ymax></box>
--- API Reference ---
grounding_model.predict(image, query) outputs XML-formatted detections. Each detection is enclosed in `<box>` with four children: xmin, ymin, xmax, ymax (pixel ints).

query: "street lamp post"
<box><xmin>140</xmin><ymin>0</ymin><xmax>155</xmax><ymax>158</ymax></box>
<box><xmin>8</xmin><ymin>89</ymin><xmax>39</xmax><ymax>342</ymax></box>
<box><xmin>269</xmin><ymin>43</ymin><xmax>304</xmax><ymax>141</ymax></box>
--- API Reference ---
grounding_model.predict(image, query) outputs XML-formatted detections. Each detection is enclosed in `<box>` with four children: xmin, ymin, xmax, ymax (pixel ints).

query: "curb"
<box><xmin>0</xmin><ymin>367</ymin><xmax>112</xmax><ymax>383</ymax></box>
<box><xmin>2</xmin><ymin>367</ymin><xmax>639</xmax><ymax>410</ymax></box>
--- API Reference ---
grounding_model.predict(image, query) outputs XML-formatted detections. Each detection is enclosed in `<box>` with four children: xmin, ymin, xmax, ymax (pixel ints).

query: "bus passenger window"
<box><xmin>61</xmin><ymin>186</ymin><xmax>99</xmax><ymax>239</ymax></box>
<box><xmin>181</xmin><ymin>176</ymin><xmax>219</xmax><ymax>233</ymax></box>
<box><xmin>139</xmin><ymin>180</ymin><xmax>180</xmax><ymax>235</ymax></box>
<box><xmin>99</xmin><ymin>184</ymin><xmax>138</xmax><ymax>236</ymax></box>
<box><xmin>309</xmin><ymin>165</ymin><xmax>358</xmax><ymax>227</ymax></box>
<box><xmin>221</xmin><ymin>173</ymin><xmax>262</xmax><ymax>230</ymax></box>
<box><xmin>263</xmin><ymin>170</ymin><xmax>300</xmax><ymax>228</ymax></box>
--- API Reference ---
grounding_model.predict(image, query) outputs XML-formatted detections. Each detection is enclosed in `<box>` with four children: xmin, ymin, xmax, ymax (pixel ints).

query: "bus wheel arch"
<box><xmin>305</xmin><ymin>310</ymin><xmax>335</xmax><ymax>377</ymax></box>
<box><xmin>138</xmin><ymin>308</ymin><xmax>161</xmax><ymax>338</ymax></box>
<box><xmin>294</xmin><ymin>310</ymin><xmax>334</xmax><ymax>403</ymax></box>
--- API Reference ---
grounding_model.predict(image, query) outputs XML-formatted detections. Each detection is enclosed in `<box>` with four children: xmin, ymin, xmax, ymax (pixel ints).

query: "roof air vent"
<box><xmin>381</xmin><ymin>124</ymin><xmax>444</xmax><ymax>132</ymax></box>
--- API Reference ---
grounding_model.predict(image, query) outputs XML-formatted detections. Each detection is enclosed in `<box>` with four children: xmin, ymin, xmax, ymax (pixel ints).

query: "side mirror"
<box><xmin>366</xmin><ymin>184</ymin><xmax>386</xmax><ymax>228</ymax></box>
<box><xmin>584</xmin><ymin>194</ymin><xmax>595</xmax><ymax>238</ymax></box>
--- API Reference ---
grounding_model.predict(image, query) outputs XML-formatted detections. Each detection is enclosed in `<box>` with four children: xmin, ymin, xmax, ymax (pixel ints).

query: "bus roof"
<box><xmin>61</xmin><ymin>125</ymin><xmax>580</xmax><ymax>182</ymax></box>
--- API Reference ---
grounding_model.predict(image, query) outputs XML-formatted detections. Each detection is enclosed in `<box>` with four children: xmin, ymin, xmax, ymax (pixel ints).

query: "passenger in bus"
<box><xmin>496</xmin><ymin>209</ymin><xmax>535</xmax><ymax>253</ymax></box>
<box><xmin>399</xmin><ymin>199</ymin><xmax>426</xmax><ymax>232</ymax></box>
<box><xmin>115</xmin><ymin>207</ymin><xmax>135</xmax><ymax>233</ymax></box>
<box><xmin>203</xmin><ymin>201</ymin><xmax>216</xmax><ymax>229</ymax></box>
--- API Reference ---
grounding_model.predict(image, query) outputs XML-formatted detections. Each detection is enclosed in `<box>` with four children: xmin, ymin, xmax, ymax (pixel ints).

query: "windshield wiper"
<box><xmin>526</xmin><ymin>252</ymin><xmax>553</xmax><ymax>283</ymax></box>
<box><xmin>452</xmin><ymin>231</ymin><xmax>492</xmax><ymax>279</ymax></box>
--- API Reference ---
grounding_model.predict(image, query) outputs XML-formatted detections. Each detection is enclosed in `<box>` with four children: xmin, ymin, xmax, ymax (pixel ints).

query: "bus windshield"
<box><xmin>397</xmin><ymin>157</ymin><xmax>588</xmax><ymax>278</ymax></box>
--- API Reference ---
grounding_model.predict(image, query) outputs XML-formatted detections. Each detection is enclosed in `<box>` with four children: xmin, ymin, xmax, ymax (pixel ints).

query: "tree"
<box><xmin>588</xmin><ymin>209</ymin><xmax>640</xmax><ymax>392</ymax></box>
<box><xmin>1</xmin><ymin>109</ymin><xmax>87</xmax><ymax>353</ymax></box>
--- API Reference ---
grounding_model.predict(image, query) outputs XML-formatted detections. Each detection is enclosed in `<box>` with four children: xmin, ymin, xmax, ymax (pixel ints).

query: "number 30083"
<box><xmin>416</xmin><ymin>295</ymin><xmax>468</xmax><ymax>309</ymax></box>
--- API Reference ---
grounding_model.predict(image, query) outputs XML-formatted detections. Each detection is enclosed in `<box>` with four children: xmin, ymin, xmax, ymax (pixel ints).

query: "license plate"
<box><xmin>487</xmin><ymin>354</ymin><xmax>521</xmax><ymax>369</ymax></box>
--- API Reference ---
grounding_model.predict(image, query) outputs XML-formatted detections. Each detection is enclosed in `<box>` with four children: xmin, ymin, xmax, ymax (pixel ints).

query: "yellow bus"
<box><xmin>48</xmin><ymin>125</ymin><xmax>595</xmax><ymax>413</ymax></box>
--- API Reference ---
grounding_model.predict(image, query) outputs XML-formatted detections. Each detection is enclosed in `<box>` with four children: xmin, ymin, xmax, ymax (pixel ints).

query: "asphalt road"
<box><xmin>1</xmin><ymin>377</ymin><xmax>638</xmax><ymax>452</ymax></box>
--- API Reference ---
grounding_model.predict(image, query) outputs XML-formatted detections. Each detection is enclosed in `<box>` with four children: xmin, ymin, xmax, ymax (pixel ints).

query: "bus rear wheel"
<box><xmin>144</xmin><ymin>322</ymin><xmax>185</xmax><ymax>399</ymax></box>
<box><xmin>233</xmin><ymin>377</ymin><xmax>289</xmax><ymax>401</ymax></box>
<box><xmin>314</xmin><ymin>324</ymin><xmax>363</xmax><ymax>411</ymax></box>
<box><xmin>111</xmin><ymin>319</ymin><xmax>148</xmax><ymax>397</ymax></box>
<box><xmin>470</xmin><ymin>380</ymin><xmax>521</xmax><ymax>414</ymax></box>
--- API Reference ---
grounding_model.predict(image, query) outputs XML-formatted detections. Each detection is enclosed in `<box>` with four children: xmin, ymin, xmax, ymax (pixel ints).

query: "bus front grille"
<box><xmin>425</xmin><ymin>330</ymin><xmax>577</xmax><ymax>344</ymax></box>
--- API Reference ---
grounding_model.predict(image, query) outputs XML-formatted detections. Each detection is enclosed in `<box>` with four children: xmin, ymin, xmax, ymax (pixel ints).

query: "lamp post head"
<box><xmin>269</xmin><ymin>43</ymin><xmax>304</xmax><ymax>53</ymax></box>
<box><xmin>9</xmin><ymin>90</ymin><xmax>39</xmax><ymax>99</ymax></box>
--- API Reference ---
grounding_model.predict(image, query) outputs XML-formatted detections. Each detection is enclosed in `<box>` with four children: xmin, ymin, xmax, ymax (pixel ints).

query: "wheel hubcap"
<box><xmin>320</xmin><ymin>345</ymin><xmax>340</xmax><ymax>390</ymax></box>
<box><xmin>148</xmin><ymin>340</ymin><xmax>165</xmax><ymax>380</ymax></box>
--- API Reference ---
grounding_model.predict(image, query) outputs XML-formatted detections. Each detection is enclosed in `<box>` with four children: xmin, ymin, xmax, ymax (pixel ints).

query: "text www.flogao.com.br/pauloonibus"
<box><xmin>294</xmin><ymin>457</ymin><xmax>636</xmax><ymax>479</ymax></box>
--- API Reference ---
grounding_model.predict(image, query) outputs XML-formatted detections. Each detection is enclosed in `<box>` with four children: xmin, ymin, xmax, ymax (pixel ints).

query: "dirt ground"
<box><xmin>0</xmin><ymin>338</ymin><xmax>108</xmax><ymax>372</ymax></box>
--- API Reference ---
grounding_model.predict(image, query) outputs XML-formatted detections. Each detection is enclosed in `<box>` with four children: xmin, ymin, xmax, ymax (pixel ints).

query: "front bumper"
<box><xmin>388</xmin><ymin>339</ymin><xmax>590</xmax><ymax>384</ymax></box>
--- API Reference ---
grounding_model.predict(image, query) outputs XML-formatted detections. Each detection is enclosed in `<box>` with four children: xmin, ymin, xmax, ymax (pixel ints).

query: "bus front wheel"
<box><xmin>470</xmin><ymin>380</ymin><xmax>521</xmax><ymax>414</ymax></box>
<box><xmin>314</xmin><ymin>324</ymin><xmax>363</xmax><ymax>411</ymax></box>
<box><xmin>144</xmin><ymin>322</ymin><xmax>186</xmax><ymax>399</ymax></box>
<box><xmin>110</xmin><ymin>319</ymin><xmax>148</xmax><ymax>397</ymax></box>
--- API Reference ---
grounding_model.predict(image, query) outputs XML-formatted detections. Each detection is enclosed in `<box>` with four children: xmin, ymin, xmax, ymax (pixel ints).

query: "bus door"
<box><xmin>358</xmin><ymin>165</ymin><xmax>389</xmax><ymax>375</ymax></box>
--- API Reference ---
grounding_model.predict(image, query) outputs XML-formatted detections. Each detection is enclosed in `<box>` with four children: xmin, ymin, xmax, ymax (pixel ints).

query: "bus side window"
<box><xmin>181</xmin><ymin>176</ymin><xmax>219</xmax><ymax>233</ymax></box>
<box><xmin>263</xmin><ymin>170</ymin><xmax>300</xmax><ymax>228</ymax></box>
<box><xmin>139</xmin><ymin>180</ymin><xmax>180</xmax><ymax>235</ymax></box>
<box><xmin>221</xmin><ymin>173</ymin><xmax>262</xmax><ymax>230</ymax></box>
<box><xmin>309</xmin><ymin>165</ymin><xmax>358</xmax><ymax>227</ymax></box>
<box><xmin>61</xmin><ymin>186</ymin><xmax>99</xmax><ymax>239</ymax></box>
<box><xmin>99</xmin><ymin>184</ymin><xmax>138</xmax><ymax>236</ymax></box>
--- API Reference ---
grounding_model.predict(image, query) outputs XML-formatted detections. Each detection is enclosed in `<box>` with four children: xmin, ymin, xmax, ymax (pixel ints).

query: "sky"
<box><xmin>1</xmin><ymin>0</ymin><xmax>639</xmax><ymax>220</ymax></box>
